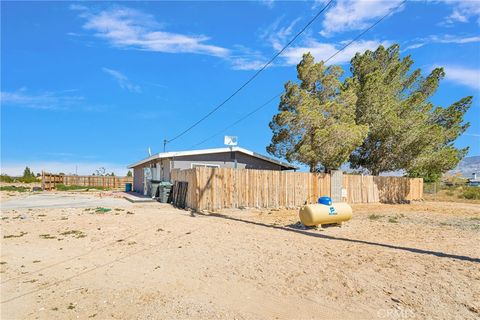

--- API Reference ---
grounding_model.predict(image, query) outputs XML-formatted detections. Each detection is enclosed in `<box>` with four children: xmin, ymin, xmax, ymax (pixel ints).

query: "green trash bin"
<box><xmin>158</xmin><ymin>181</ymin><xmax>173</xmax><ymax>203</ymax></box>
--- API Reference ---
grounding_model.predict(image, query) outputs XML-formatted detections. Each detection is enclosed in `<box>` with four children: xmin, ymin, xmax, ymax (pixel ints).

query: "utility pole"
<box><xmin>163</xmin><ymin>139</ymin><xmax>167</xmax><ymax>152</ymax></box>
<box><xmin>229</xmin><ymin>146</ymin><xmax>237</xmax><ymax>169</ymax></box>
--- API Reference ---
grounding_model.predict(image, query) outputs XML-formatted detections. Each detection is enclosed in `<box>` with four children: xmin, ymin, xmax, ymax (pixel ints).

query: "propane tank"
<box><xmin>299</xmin><ymin>197</ymin><xmax>352</xmax><ymax>226</ymax></box>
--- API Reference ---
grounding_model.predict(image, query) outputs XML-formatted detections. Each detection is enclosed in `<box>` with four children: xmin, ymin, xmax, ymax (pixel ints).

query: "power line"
<box><xmin>165</xmin><ymin>0</ymin><xmax>334</xmax><ymax>146</ymax></box>
<box><xmin>190</xmin><ymin>0</ymin><xmax>407</xmax><ymax>148</ymax></box>
<box><xmin>189</xmin><ymin>93</ymin><xmax>281</xmax><ymax>149</ymax></box>
<box><xmin>324</xmin><ymin>0</ymin><xmax>406</xmax><ymax>64</ymax></box>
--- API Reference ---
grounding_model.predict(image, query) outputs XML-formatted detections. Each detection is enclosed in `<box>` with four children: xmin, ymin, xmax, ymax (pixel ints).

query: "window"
<box><xmin>191</xmin><ymin>163</ymin><xmax>220</xmax><ymax>169</ymax></box>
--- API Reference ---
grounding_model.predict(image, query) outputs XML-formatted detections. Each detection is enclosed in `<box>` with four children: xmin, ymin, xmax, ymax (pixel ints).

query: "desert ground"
<box><xmin>1</xmin><ymin>191</ymin><xmax>479</xmax><ymax>319</ymax></box>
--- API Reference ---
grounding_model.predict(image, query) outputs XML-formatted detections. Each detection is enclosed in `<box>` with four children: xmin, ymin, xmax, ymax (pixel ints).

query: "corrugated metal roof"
<box><xmin>128</xmin><ymin>147</ymin><xmax>297</xmax><ymax>170</ymax></box>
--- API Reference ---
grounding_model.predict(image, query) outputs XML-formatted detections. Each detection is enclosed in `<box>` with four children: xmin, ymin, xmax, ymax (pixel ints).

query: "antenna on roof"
<box><xmin>225</xmin><ymin>136</ymin><xmax>238</xmax><ymax>169</ymax></box>
<box><xmin>148</xmin><ymin>147</ymin><xmax>152</xmax><ymax>156</ymax></box>
<box><xmin>224</xmin><ymin>136</ymin><xmax>238</xmax><ymax>146</ymax></box>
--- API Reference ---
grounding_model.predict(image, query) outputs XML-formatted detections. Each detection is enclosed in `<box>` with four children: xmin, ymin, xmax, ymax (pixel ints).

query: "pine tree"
<box><xmin>23</xmin><ymin>166</ymin><xmax>33</xmax><ymax>179</ymax></box>
<box><xmin>268</xmin><ymin>53</ymin><xmax>368</xmax><ymax>172</ymax></box>
<box><xmin>349</xmin><ymin>44</ymin><xmax>471</xmax><ymax>179</ymax></box>
<box><xmin>21</xmin><ymin>166</ymin><xmax>37</xmax><ymax>183</ymax></box>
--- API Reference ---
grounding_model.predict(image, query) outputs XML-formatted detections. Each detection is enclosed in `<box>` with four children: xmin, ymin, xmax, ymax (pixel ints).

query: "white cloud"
<box><xmin>438</xmin><ymin>0</ymin><xmax>480</xmax><ymax>25</ymax></box>
<box><xmin>1</xmin><ymin>162</ymin><xmax>129</xmax><ymax>176</ymax></box>
<box><xmin>441</xmin><ymin>65</ymin><xmax>480</xmax><ymax>91</ymax></box>
<box><xmin>253</xmin><ymin>16</ymin><xmax>390</xmax><ymax>68</ymax></box>
<box><xmin>75</xmin><ymin>6</ymin><xmax>229</xmax><ymax>57</ymax></box>
<box><xmin>405</xmin><ymin>34</ymin><xmax>480</xmax><ymax>50</ymax></box>
<box><xmin>320</xmin><ymin>0</ymin><xmax>405</xmax><ymax>36</ymax></box>
<box><xmin>281</xmin><ymin>39</ymin><xmax>391</xmax><ymax>66</ymax></box>
<box><xmin>70</xmin><ymin>4</ymin><xmax>393</xmax><ymax>71</ymax></box>
<box><xmin>102</xmin><ymin>68</ymin><xmax>141</xmax><ymax>93</ymax></box>
<box><xmin>259</xmin><ymin>0</ymin><xmax>275</xmax><ymax>9</ymax></box>
<box><xmin>227</xmin><ymin>44</ymin><xmax>270</xmax><ymax>71</ymax></box>
<box><xmin>260</xmin><ymin>17</ymin><xmax>302</xmax><ymax>51</ymax></box>
<box><xmin>404</xmin><ymin>43</ymin><xmax>425</xmax><ymax>50</ymax></box>
<box><xmin>464</xmin><ymin>133</ymin><xmax>480</xmax><ymax>137</ymax></box>
<box><xmin>229</xmin><ymin>57</ymin><xmax>269</xmax><ymax>71</ymax></box>
<box><xmin>0</xmin><ymin>89</ymin><xmax>84</xmax><ymax>110</ymax></box>
<box><xmin>430</xmin><ymin>34</ymin><xmax>480</xmax><ymax>44</ymax></box>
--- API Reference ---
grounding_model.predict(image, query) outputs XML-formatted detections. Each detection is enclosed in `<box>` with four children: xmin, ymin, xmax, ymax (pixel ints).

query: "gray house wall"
<box><xmin>132</xmin><ymin>151</ymin><xmax>290</xmax><ymax>194</ymax></box>
<box><xmin>160</xmin><ymin>158</ymin><xmax>171</xmax><ymax>181</ymax></box>
<box><xmin>133</xmin><ymin>166</ymin><xmax>144</xmax><ymax>193</ymax></box>
<box><xmin>171</xmin><ymin>152</ymin><xmax>284</xmax><ymax>171</ymax></box>
<box><xmin>236</xmin><ymin>152</ymin><xmax>284</xmax><ymax>170</ymax></box>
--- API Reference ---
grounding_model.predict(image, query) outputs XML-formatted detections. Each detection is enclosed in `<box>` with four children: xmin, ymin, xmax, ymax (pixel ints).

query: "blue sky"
<box><xmin>1</xmin><ymin>0</ymin><xmax>479</xmax><ymax>175</ymax></box>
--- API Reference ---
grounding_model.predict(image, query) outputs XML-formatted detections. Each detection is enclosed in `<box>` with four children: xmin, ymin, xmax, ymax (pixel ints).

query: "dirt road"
<box><xmin>1</xmin><ymin>193</ymin><xmax>479</xmax><ymax>319</ymax></box>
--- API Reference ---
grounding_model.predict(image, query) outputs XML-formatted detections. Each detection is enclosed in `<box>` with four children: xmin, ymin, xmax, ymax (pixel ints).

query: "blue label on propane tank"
<box><xmin>329</xmin><ymin>206</ymin><xmax>337</xmax><ymax>215</ymax></box>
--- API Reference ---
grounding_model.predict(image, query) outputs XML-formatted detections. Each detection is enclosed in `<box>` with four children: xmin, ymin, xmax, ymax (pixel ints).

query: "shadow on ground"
<box><xmin>197</xmin><ymin>212</ymin><xmax>480</xmax><ymax>264</ymax></box>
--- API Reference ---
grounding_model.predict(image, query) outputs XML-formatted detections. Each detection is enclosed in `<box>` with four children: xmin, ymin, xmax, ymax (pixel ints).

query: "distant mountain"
<box><xmin>450</xmin><ymin>156</ymin><xmax>480</xmax><ymax>178</ymax></box>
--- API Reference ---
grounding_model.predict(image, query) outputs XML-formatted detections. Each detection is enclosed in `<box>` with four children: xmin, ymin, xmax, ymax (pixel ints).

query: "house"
<box><xmin>468</xmin><ymin>173</ymin><xmax>480</xmax><ymax>187</ymax></box>
<box><xmin>128</xmin><ymin>147</ymin><xmax>297</xmax><ymax>194</ymax></box>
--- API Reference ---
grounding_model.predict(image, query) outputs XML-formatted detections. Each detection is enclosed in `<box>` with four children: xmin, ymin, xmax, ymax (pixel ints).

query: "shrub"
<box><xmin>0</xmin><ymin>174</ymin><xmax>14</xmax><ymax>183</ymax></box>
<box><xmin>0</xmin><ymin>186</ymin><xmax>29</xmax><ymax>192</ymax></box>
<box><xmin>18</xmin><ymin>176</ymin><xmax>39</xmax><ymax>183</ymax></box>
<box><xmin>55</xmin><ymin>184</ymin><xmax>108</xmax><ymax>191</ymax></box>
<box><xmin>460</xmin><ymin>187</ymin><xmax>480</xmax><ymax>200</ymax></box>
<box><xmin>19</xmin><ymin>166</ymin><xmax>39</xmax><ymax>183</ymax></box>
<box><xmin>388</xmin><ymin>217</ymin><xmax>398</xmax><ymax>223</ymax></box>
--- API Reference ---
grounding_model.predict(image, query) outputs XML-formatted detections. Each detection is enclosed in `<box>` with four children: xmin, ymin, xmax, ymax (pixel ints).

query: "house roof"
<box><xmin>128</xmin><ymin>147</ymin><xmax>297</xmax><ymax>170</ymax></box>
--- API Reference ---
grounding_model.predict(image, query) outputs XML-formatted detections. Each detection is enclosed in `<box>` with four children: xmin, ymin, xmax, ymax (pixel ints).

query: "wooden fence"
<box><xmin>41</xmin><ymin>172</ymin><xmax>63</xmax><ymax>190</ymax></box>
<box><xmin>171</xmin><ymin>167</ymin><xmax>423</xmax><ymax>211</ymax></box>
<box><xmin>342</xmin><ymin>174</ymin><xmax>423</xmax><ymax>204</ymax></box>
<box><xmin>42</xmin><ymin>172</ymin><xmax>133</xmax><ymax>191</ymax></box>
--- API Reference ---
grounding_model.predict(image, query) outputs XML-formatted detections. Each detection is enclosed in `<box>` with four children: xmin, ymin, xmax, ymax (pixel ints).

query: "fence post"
<box><xmin>330</xmin><ymin>170</ymin><xmax>343</xmax><ymax>202</ymax></box>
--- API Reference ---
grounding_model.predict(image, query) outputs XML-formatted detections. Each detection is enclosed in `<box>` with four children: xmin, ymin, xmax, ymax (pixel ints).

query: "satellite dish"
<box><xmin>224</xmin><ymin>136</ymin><xmax>238</xmax><ymax>146</ymax></box>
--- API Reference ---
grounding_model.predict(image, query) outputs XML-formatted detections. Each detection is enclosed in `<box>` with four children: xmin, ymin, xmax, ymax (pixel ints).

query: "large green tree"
<box><xmin>405</xmin><ymin>97</ymin><xmax>471</xmax><ymax>181</ymax></box>
<box><xmin>349</xmin><ymin>44</ymin><xmax>471</xmax><ymax>179</ymax></box>
<box><xmin>20</xmin><ymin>166</ymin><xmax>37</xmax><ymax>183</ymax></box>
<box><xmin>23</xmin><ymin>166</ymin><xmax>35</xmax><ymax>179</ymax></box>
<box><xmin>267</xmin><ymin>53</ymin><xmax>368</xmax><ymax>172</ymax></box>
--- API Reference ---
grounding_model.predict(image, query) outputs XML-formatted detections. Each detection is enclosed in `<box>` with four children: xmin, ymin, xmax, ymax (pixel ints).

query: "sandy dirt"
<box><xmin>1</xmin><ymin>192</ymin><xmax>479</xmax><ymax>319</ymax></box>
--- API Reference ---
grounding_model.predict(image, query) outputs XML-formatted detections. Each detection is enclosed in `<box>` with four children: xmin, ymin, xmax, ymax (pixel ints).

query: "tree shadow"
<box><xmin>200</xmin><ymin>212</ymin><xmax>480</xmax><ymax>263</ymax></box>
<box><xmin>373</xmin><ymin>176</ymin><xmax>413</xmax><ymax>204</ymax></box>
<box><xmin>196</xmin><ymin>168</ymin><xmax>223</xmax><ymax>211</ymax></box>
